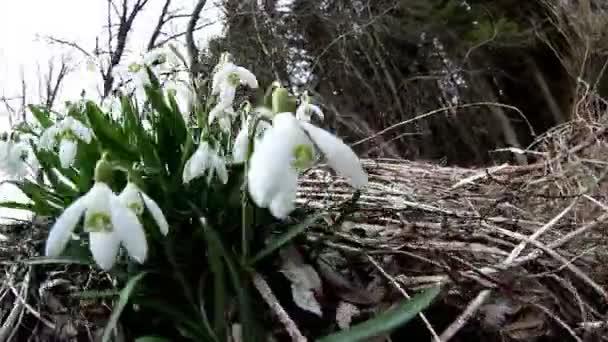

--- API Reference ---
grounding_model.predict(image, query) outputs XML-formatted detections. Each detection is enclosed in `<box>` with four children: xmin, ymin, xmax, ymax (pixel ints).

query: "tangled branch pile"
<box><xmin>294</xmin><ymin>91</ymin><xmax>608</xmax><ymax>340</ymax></box>
<box><xmin>1</xmin><ymin>91</ymin><xmax>607</xmax><ymax>341</ymax></box>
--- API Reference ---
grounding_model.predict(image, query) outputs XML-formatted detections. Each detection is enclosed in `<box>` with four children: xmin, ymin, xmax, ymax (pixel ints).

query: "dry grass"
<box><xmin>294</xmin><ymin>89</ymin><xmax>608</xmax><ymax>340</ymax></box>
<box><xmin>1</xmin><ymin>91</ymin><xmax>607</xmax><ymax>341</ymax></box>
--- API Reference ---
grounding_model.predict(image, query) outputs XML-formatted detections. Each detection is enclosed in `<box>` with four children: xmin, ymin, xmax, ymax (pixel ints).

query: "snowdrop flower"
<box><xmin>118</xmin><ymin>182</ymin><xmax>169</xmax><ymax>235</ymax></box>
<box><xmin>39</xmin><ymin>117</ymin><xmax>93</xmax><ymax>168</ymax></box>
<box><xmin>296</xmin><ymin>102</ymin><xmax>325</xmax><ymax>123</ymax></box>
<box><xmin>248</xmin><ymin>112</ymin><xmax>367</xmax><ymax>219</ymax></box>
<box><xmin>232</xmin><ymin>115</ymin><xmax>271</xmax><ymax>163</ymax></box>
<box><xmin>208</xmin><ymin>105</ymin><xmax>236</xmax><ymax>133</ymax></box>
<box><xmin>0</xmin><ymin>139</ymin><xmax>37</xmax><ymax>179</ymax></box>
<box><xmin>45</xmin><ymin>180</ymin><xmax>148</xmax><ymax>270</ymax></box>
<box><xmin>211</xmin><ymin>62</ymin><xmax>258</xmax><ymax>108</ymax></box>
<box><xmin>183</xmin><ymin>141</ymin><xmax>228</xmax><ymax>184</ymax></box>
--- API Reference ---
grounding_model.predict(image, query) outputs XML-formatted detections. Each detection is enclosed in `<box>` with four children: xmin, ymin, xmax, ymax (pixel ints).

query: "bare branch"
<box><xmin>43</xmin><ymin>36</ymin><xmax>91</xmax><ymax>57</ymax></box>
<box><xmin>148</xmin><ymin>0</ymin><xmax>173</xmax><ymax>51</ymax></box>
<box><xmin>186</xmin><ymin>0</ymin><xmax>207</xmax><ymax>74</ymax></box>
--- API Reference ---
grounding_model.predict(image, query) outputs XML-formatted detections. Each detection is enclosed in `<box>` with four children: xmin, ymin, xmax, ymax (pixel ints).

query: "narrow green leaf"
<box><xmin>137</xmin><ymin>298</ymin><xmax>210</xmax><ymax>340</ymax></box>
<box><xmin>249</xmin><ymin>213</ymin><xmax>324</xmax><ymax>264</ymax></box>
<box><xmin>29</xmin><ymin>105</ymin><xmax>53</xmax><ymax>128</ymax></box>
<box><xmin>70</xmin><ymin>289</ymin><xmax>120</xmax><ymax>299</ymax></box>
<box><xmin>85</xmin><ymin>101</ymin><xmax>139</xmax><ymax>161</ymax></box>
<box><xmin>102</xmin><ymin>272</ymin><xmax>147</xmax><ymax>342</ymax></box>
<box><xmin>197</xmin><ymin>216</ymin><xmax>261</xmax><ymax>342</ymax></box>
<box><xmin>0</xmin><ymin>201</ymin><xmax>35</xmax><ymax>211</ymax></box>
<box><xmin>317</xmin><ymin>285</ymin><xmax>441</xmax><ymax>342</ymax></box>
<box><xmin>135</xmin><ymin>337</ymin><xmax>171</xmax><ymax>342</ymax></box>
<box><xmin>22</xmin><ymin>256</ymin><xmax>92</xmax><ymax>265</ymax></box>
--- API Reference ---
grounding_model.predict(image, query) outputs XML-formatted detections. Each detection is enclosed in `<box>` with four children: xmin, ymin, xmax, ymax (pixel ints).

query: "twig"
<box><xmin>367</xmin><ymin>255</ymin><xmax>441</xmax><ymax>342</ymax></box>
<box><xmin>439</xmin><ymin>202</ymin><xmax>576</xmax><ymax>341</ymax></box>
<box><xmin>252</xmin><ymin>272</ymin><xmax>307</xmax><ymax>342</ymax></box>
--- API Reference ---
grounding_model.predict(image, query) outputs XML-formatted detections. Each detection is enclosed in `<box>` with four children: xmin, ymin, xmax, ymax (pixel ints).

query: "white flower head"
<box><xmin>0</xmin><ymin>139</ymin><xmax>38</xmax><ymax>180</ymax></box>
<box><xmin>183</xmin><ymin>141</ymin><xmax>228</xmax><ymax>185</ymax></box>
<box><xmin>118</xmin><ymin>182</ymin><xmax>169</xmax><ymax>235</ymax></box>
<box><xmin>45</xmin><ymin>182</ymin><xmax>148</xmax><ymax>270</ymax></box>
<box><xmin>39</xmin><ymin>116</ymin><xmax>94</xmax><ymax>168</ymax></box>
<box><xmin>211</xmin><ymin>62</ymin><xmax>258</xmax><ymax>108</ymax></box>
<box><xmin>296</xmin><ymin>103</ymin><xmax>325</xmax><ymax>123</ymax></box>
<box><xmin>232</xmin><ymin>115</ymin><xmax>272</xmax><ymax>163</ymax></box>
<box><xmin>248</xmin><ymin>112</ymin><xmax>367</xmax><ymax>219</ymax></box>
<box><xmin>208</xmin><ymin>105</ymin><xmax>237</xmax><ymax>133</ymax></box>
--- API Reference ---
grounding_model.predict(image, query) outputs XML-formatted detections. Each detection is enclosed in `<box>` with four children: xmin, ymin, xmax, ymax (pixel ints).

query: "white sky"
<box><xmin>0</xmin><ymin>0</ymin><xmax>224</xmax><ymax>222</ymax></box>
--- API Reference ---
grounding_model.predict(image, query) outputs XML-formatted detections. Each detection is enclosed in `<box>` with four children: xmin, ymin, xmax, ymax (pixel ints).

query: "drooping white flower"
<box><xmin>232</xmin><ymin>115</ymin><xmax>272</xmax><ymax>163</ymax></box>
<box><xmin>45</xmin><ymin>182</ymin><xmax>148</xmax><ymax>270</ymax></box>
<box><xmin>183</xmin><ymin>141</ymin><xmax>228</xmax><ymax>184</ymax></box>
<box><xmin>248</xmin><ymin>112</ymin><xmax>367</xmax><ymax>219</ymax></box>
<box><xmin>296</xmin><ymin>103</ymin><xmax>325</xmax><ymax>123</ymax></box>
<box><xmin>211</xmin><ymin>62</ymin><xmax>258</xmax><ymax>108</ymax></box>
<box><xmin>118</xmin><ymin>182</ymin><xmax>169</xmax><ymax>235</ymax></box>
<box><xmin>39</xmin><ymin>117</ymin><xmax>93</xmax><ymax>168</ymax></box>
<box><xmin>208</xmin><ymin>105</ymin><xmax>236</xmax><ymax>133</ymax></box>
<box><xmin>0</xmin><ymin>140</ymin><xmax>37</xmax><ymax>180</ymax></box>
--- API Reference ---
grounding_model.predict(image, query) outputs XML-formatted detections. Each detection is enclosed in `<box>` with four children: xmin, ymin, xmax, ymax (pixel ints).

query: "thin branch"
<box><xmin>186</xmin><ymin>0</ymin><xmax>207</xmax><ymax>75</ymax></box>
<box><xmin>147</xmin><ymin>0</ymin><xmax>173</xmax><ymax>51</ymax></box>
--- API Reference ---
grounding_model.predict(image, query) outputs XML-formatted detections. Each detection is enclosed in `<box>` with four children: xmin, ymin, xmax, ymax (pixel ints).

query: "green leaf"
<box><xmin>70</xmin><ymin>289</ymin><xmax>121</xmax><ymax>299</ymax></box>
<box><xmin>249</xmin><ymin>213</ymin><xmax>324</xmax><ymax>264</ymax></box>
<box><xmin>0</xmin><ymin>201</ymin><xmax>35</xmax><ymax>211</ymax></box>
<box><xmin>197</xmin><ymin>216</ymin><xmax>261</xmax><ymax>342</ymax></box>
<box><xmin>22</xmin><ymin>256</ymin><xmax>92</xmax><ymax>266</ymax></box>
<box><xmin>135</xmin><ymin>337</ymin><xmax>171</xmax><ymax>342</ymax></box>
<box><xmin>102</xmin><ymin>272</ymin><xmax>147</xmax><ymax>342</ymax></box>
<box><xmin>85</xmin><ymin>101</ymin><xmax>139</xmax><ymax>161</ymax></box>
<box><xmin>29</xmin><ymin>105</ymin><xmax>53</xmax><ymax>128</ymax></box>
<box><xmin>137</xmin><ymin>298</ymin><xmax>210</xmax><ymax>340</ymax></box>
<box><xmin>317</xmin><ymin>285</ymin><xmax>441</xmax><ymax>342</ymax></box>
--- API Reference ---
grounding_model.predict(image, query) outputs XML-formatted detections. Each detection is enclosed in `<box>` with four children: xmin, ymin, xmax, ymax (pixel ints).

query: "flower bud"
<box><xmin>94</xmin><ymin>158</ymin><xmax>114</xmax><ymax>183</ymax></box>
<box><xmin>272</xmin><ymin>87</ymin><xmax>296</xmax><ymax>114</ymax></box>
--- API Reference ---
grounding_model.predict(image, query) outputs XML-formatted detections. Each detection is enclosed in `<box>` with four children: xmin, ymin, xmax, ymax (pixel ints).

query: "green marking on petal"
<box><xmin>228</xmin><ymin>72</ymin><xmax>240</xmax><ymax>87</ymax></box>
<box><xmin>85</xmin><ymin>212</ymin><xmax>112</xmax><ymax>232</ymax></box>
<box><xmin>127</xmin><ymin>202</ymin><xmax>144</xmax><ymax>216</ymax></box>
<box><xmin>128</xmin><ymin>63</ymin><xmax>142</xmax><ymax>73</ymax></box>
<box><xmin>292</xmin><ymin>144</ymin><xmax>314</xmax><ymax>170</ymax></box>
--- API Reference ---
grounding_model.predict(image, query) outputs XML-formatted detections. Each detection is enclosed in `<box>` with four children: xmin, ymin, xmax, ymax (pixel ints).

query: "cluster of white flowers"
<box><xmin>0</xmin><ymin>134</ymin><xmax>39</xmax><ymax>179</ymax></box>
<box><xmin>45</xmin><ymin>161</ymin><xmax>169</xmax><ymax>270</ymax></box>
<box><xmin>208</xmin><ymin>60</ymin><xmax>259</xmax><ymax>133</ymax></box>
<box><xmin>39</xmin><ymin>116</ymin><xmax>94</xmax><ymax>169</ymax></box>
<box><xmin>182</xmin><ymin>141</ymin><xmax>228</xmax><ymax>185</ymax></box>
<box><xmin>14</xmin><ymin>52</ymin><xmax>368</xmax><ymax>270</ymax></box>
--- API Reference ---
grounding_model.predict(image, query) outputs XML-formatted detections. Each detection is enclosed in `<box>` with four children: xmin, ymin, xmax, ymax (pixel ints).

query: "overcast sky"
<box><xmin>0</xmin><ymin>0</ymin><xmax>224</xmax><ymax>222</ymax></box>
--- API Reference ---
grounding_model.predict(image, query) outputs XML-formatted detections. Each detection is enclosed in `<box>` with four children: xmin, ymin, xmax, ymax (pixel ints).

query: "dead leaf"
<box><xmin>336</xmin><ymin>301</ymin><xmax>360</xmax><ymax>330</ymax></box>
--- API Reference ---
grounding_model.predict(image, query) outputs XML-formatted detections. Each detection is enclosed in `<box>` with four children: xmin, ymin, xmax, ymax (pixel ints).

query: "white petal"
<box><xmin>235</xmin><ymin>66</ymin><xmax>258</xmax><ymax>89</ymax></box>
<box><xmin>141</xmin><ymin>192</ymin><xmax>169</xmax><ymax>235</ymax></box>
<box><xmin>219</xmin><ymin>116</ymin><xmax>231</xmax><ymax>133</ymax></box>
<box><xmin>118</xmin><ymin>183</ymin><xmax>144</xmax><ymax>215</ymax></box>
<box><xmin>45</xmin><ymin>195</ymin><xmax>87</xmax><ymax>257</ymax></box>
<box><xmin>212</xmin><ymin>154</ymin><xmax>229</xmax><ymax>184</ymax></box>
<box><xmin>296</xmin><ymin>103</ymin><xmax>324</xmax><ymax>123</ymax></box>
<box><xmin>89</xmin><ymin>231</ymin><xmax>121</xmax><ymax>270</ymax></box>
<box><xmin>182</xmin><ymin>156</ymin><xmax>195</xmax><ymax>184</ymax></box>
<box><xmin>248</xmin><ymin>113</ymin><xmax>308</xmax><ymax>210</ymax></box>
<box><xmin>39</xmin><ymin>124</ymin><xmax>60</xmax><ymax>150</ymax></box>
<box><xmin>300</xmin><ymin>122</ymin><xmax>368</xmax><ymax>189</ymax></box>
<box><xmin>268</xmin><ymin>171</ymin><xmax>298</xmax><ymax>219</ymax></box>
<box><xmin>208</xmin><ymin>105</ymin><xmax>222</xmax><ymax>125</ymax></box>
<box><xmin>218</xmin><ymin>85</ymin><xmax>236</xmax><ymax>108</ymax></box>
<box><xmin>232</xmin><ymin>126</ymin><xmax>249</xmax><ymax>163</ymax></box>
<box><xmin>59</xmin><ymin>138</ymin><xmax>78</xmax><ymax>168</ymax></box>
<box><xmin>110</xmin><ymin>198</ymin><xmax>147</xmax><ymax>263</ymax></box>
<box><xmin>71</xmin><ymin>119</ymin><xmax>93</xmax><ymax>143</ymax></box>
<box><xmin>212</xmin><ymin>63</ymin><xmax>236</xmax><ymax>95</ymax></box>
